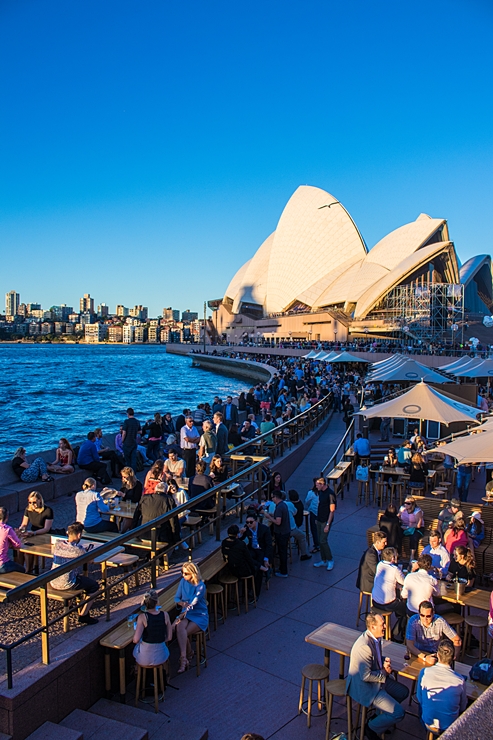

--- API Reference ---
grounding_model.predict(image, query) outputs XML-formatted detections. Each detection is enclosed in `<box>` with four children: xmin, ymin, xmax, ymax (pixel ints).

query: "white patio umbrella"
<box><xmin>367</xmin><ymin>355</ymin><xmax>407</xmax><ymax>379</ymax></box>
<box><xmin>303</xmin><ymin>350</ymin><xmax>318</xmax><ymax>359</ymax></box>
<box><xmin>370</xmin><ymin>358</ymin><xmax>452</xmax><ymax>384</ymax></box>
<box><xmin>355</xmin><ymin>381</ymin><xmax>480</xmax><ymax>425</ymax></box>
<box><xmin>438</xmin><ymin>356</ymin><xmax>482</xmax><ymax>372</ymax></box>
<box><xmin>370</xmin><ymin>354</ymin><xmax>404</xmax><ymax>368</ymax></box>
<box><xmin>318</xmin><ymin>351</ymin><xmax>342</xmax><ymax>362</ymax></box>
<box><xmin>450</xmin><ymin>359</ymin><xmax>493</xmax><ymax>378</ymax></box>
<box><xmin>438</xmin><ymin>427</ymin><xmax>493</xmax><ymax>463</ymax></box>
<box><xmin>330</xmin><ymin>351</ymin><xmax>370</xmax><ymax>364</ymax></box>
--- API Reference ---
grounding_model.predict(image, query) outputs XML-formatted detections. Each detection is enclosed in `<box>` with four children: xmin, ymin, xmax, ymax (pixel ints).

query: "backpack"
<box><xmin>135</xmin><ymin>450</ymin><xmax>145</xmax><ymax>472</ymax></box>
<box><xmin>356</xmin><ymin>465</ymin><xmax>369</xmax><ymax>482</ymax></box>
<box><xmin>470</xmin><ymin>659</ymin><xmax>493</xmax><ymax>685</ymax></box>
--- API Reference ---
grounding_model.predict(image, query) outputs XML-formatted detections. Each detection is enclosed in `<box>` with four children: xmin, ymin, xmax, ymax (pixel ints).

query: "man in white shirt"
<box><xmin>422</xmin><ymin>530</ymin><xmax>450</xmax><ymax>578</ymax></box>
<box><xmin>179</xmin><ymin>417</ymin><xmax>200</xmax><ymax>478</ymax></box>
<box><xmin>417</xmin><ymin>638</ymin><xmax>466</xmax><ymax>732</ymax></box>
<box><xmin>401</xmin><ymin>554</ymin><xmax>439</xmax><ymax>616</ymax></box>
<box><xmin>371</xmin><ymin>547</ymin><xmax>407</xmax><ymax>641</ymax></box>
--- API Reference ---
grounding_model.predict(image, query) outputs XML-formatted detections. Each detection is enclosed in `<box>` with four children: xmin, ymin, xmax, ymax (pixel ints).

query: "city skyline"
<box><xmin>1</xmin><ymin>1</ymin><xmax>492</xmax><ymax>316</ymax></box>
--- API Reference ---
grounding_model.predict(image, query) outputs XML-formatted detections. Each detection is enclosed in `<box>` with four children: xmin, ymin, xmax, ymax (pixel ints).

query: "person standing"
<box><xmin>121</xmin><ymin>408</ymin><xmax>141</xmax><ymax>471</ymax></box>
<box><xmin>213</xmin><ymin>411</ymin><xmax>229</xmax><ymax>456</ymax></box>
<box><xmin>263</xmin><ymin>491</ymin><xmax>290</xmax><ymax>578</ymax></box>
<box><xmin>416</xmin><ymin>638</ymin><xmax>467</xmax><ymax>733</ymax></box>
<box><xmin>180</xmin><ymin>416</ymin><xmax>200</xmax><ymax>478</ymax></box>
<box><xmin>222</xmin><ymin>396</ymin><xmax>239</xmax><ymax>430</ymax></box>
<box><xmin>0</xmin><ymin>507</ymin><xmax>24</xmax><ymax>574</ymax></box>
<box><xmin>356</xmin><ymin>531</ymin><xmax>387</xmax><ymax>594</ymax></box>
<box><xmin>313</xmin><ymin>476</ymin><xmax>336</xmax><ymax>571</ymax></box>
<box><xmin>346</xmin><ymin>612</ymin><xmax>408</xmax><ymax>740</ymax></box>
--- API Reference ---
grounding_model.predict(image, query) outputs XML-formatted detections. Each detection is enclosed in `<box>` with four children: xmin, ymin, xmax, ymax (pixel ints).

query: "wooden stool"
<box><xmin>219</xmin><ymin>572</ymin><xmax>241</xmax><ymax>616</ymax></box>
<box><xmin>463</xmin><ymin>614</ymin><xmax>488</xmax><ymax>659</ymax></box>
<box><xmin>356</xmin><ymin>591</ymin><xmax>372</xmax><ymax>627</ymax></box>
<box><xmin>357</xmin><ymin>480</ymin><xmax>371</xmax><ymax>506</ymax></box>
<box><xmin>241</xmin><ymin>574</ymin><xmax>257</xmax><ymax>612</ymax></box>
<box><xmin>206</xmin><ymin>584</ymin><xmax>225</xmax><ymax>630</ymax></box>
<box><xmin>183</xmin><ymin>515</ymin><xmax>202</xmax><ymax>547</ymax></box>
<box><xmin>425</xmin><ymin>724</ymin><xmax>441</xmax><ymax>740</ymax></box>
<box><xmin>389</xmin><ymin>480</ymin><xmax>404</xmax><ymax>505</ymax></box>
<box><xmin>106</xmin><ymin>553</ymin><xmax>140</xmax><ymax>595</ymax></box>
<box><xmin>325</xmin><ymin>679</ymin><xmax>352</xmax><ymax>740</ymax></box>
<box><xmin>353</xmin><ymin>701</ymin><xmax>369</xmax><ymax>740</ymax></box>
<box><xmin>193</xmin><ymin>630</ymin><xmax>207</xmax><ymax>677</ymax></box>
<box><xmin>135</xmin><ymin>663</ymin><xmax>165</xmax><ymax>713</ymax></box>
<box><xmin>372</xmin><ymin>609</ymin><xmax>392</xmax><ymax>640</ymax></box>
<box><xmin>298</xmin><ymin>663</ymin><xmax>329</xmax><ymax>728</ymax></box>
<box><xmin>444</xmin><ymin>612</ymin><xmax>464</xmax><ymax>633</ymax></box>
<box><xmin>374</xmin><ymin>481</ymin><xmax>386</xmax><ymax>507</ymax></box>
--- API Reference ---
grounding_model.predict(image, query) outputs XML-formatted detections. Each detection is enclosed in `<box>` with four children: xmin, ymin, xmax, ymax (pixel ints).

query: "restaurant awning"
<box><xmin>355</xmin><ymin>381</ymin><xmax>480</xmax><ymax>425</ymax></box>
<box><xmin>369</xmin><ymin>358</ymin><xmax>452</xmax><ymax>384</ymax></box>
<box><xmin>330</xmin><ymin>351</ymin><xmax>371</xmax><ymax>364</ymax></box>
<box><xmin>438</xmin><ymin>427</ymin><xmax>493</xmax><ymax>463</ymax></box>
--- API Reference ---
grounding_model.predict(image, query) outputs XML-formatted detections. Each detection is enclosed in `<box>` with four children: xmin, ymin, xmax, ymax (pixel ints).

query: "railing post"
<box><xmin>40</xmin><ymin>584</ymin><xmax>50</xmax><ymax>665</ymax></box>
<box><xmin>6</xmin><ymin>647</ymin><xmax>13</xmax><ymax>689</ymax></box>
<box><xmin>215</xmin><ymin>491</ymin><xmax>221</xmax><ymax>541</ymax></box>
<box><xmin>150</xmin><ymin>526</ymin><xmax>157</xmax><ymax>588</ymax></box>
<box><xmin>102</xmin><ymin>562</ymin><xmax>111</xmax><ymax>622</ymax></box>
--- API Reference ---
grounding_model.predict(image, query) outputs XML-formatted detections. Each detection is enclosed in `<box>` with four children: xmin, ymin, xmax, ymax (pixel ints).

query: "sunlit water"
<box><xmin>0</xmin><ymin>344</ymin><xmax>246</xmax><ymax>457</ymax></box>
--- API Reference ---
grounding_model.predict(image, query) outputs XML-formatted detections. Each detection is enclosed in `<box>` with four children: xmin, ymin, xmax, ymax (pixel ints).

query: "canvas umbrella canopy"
<box><xmin>370</xmin><ymin>354</ymin><xmax>404</xmax><ymax>368</ymax></box>
<box><xmin>367</xmin><ymin>356</ymin><xmax>407</xmax><ymax>378</ymax></box>
<box><xmin>303</xmin><ymin>350</ymin><xmax>318</xmax><ymax>359</ymax></box>
<box><xmin>438</xmin><ymin>356</ymin><xmax>482</xmax><ymax>372</ymax></box>
<box><xmin>449</xmin><ymin>359</ymin><xmax>493</xmax><ymax>378</ymax></box>
<box><xmin>438</xmin><ymin>427</ymin><xmax>493</xmax><ymax>463</ymax></box>
<box><xmin>355</xmin><ymin>381</ymin><xmax>480</xmax><ymax>425</ymax></box>
<box><xmin>330</xmin><ymin>351</ymin><xmax>370</xmax><ymax>364</ymax></box>
<box><xmin>369</xmin><ymin>358</ymin><xmax>452</xmax><ymax>384</ymax></box>
<box><xmin>318</xmin><ymin>351</ymin><xmax>342</xmax><ymax>362</ymax></box>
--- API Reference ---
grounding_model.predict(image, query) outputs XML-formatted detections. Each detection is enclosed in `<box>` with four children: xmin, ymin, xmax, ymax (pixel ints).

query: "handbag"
<box><xmin>470</xmin><ymin>659</ymin><xmax>493</xmax><ymax>685</ymax></box>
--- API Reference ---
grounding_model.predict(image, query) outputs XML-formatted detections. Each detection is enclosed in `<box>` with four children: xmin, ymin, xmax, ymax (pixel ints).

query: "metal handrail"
<box><xmin>321</xmin><ymin>419</ymin><xmax>356</xmax><ymax>476</ymax></box>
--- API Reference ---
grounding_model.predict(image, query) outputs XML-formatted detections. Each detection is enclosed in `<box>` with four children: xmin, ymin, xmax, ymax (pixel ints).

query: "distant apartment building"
<box><xmin>108</xmin><ymin>326</ymin><xmax>123</xmax><ymax>343</ymax></box>
<box><xmin>5</xmin><ymin>290</ymin><xmax>20</xmax><ymax>317</ymax></box>
<box><xmin>31</xmin><ymin>309</ymin><xmax>45</xmax><ymax>319</ymax></box>
<box><xmin>27</xmin><ymin>303</ymin><xmax>41</xmax><ymax>314</ymax></box>
<box><xmin>134</xmin><ymin>326</ymin><xmax>148</xmax><ymax>343</ymax></box>
<box><xmin>162</xmin><ymin>307</ymin><xmax>180</xmax><ymax>322</ymax></box>
<box><xmin>97</xmin><ymin>303</ymin><xmax>109</xmax><ymax>318</ymax></box>
<box><xmin>129</xmin><ymin>305</ymin><xmax>148</xmax><ymax>321</ymax></box>
<box><xmin>51</xmin><ymin>305</ymin><xmax>73</xmax><ymax>321</ymax></box>
<box><xmin>84</xmin><ymin>323</ymin><xmax>108</xmax><ymax>343</ymax></box>
<box><xmin>68</xmin><ymin>313</ymin><xmax>80</xmax><ymax>323</ymax></box>
<box><xmin>65</xmin><ymin>323</ymin><xmax>74</xmax><ymax>335</ymax></box>
<box><xmin>182</xmin><ymin>309</ymin><xmax>198</xmax><ymax>322</ymax></box>
<box><xmin>41</xmin><ymin>322</ymin><xmax>54</xmax><ymax>335</ymax></box>
<box><xmin>116</xmin><ymin>305</ymin><xmax>129</xmax><ymax>317</ymax></box>
<box><xmin>159</xmin><ymin>326</ymin><xmax>170</xmax><ymax>342</ymax></box>
<box><xmin>123</xmin><ymin>325</ymin><xmax>135</xmax><ymax>343</ymax></box>
<box><xmin>54</xmin><ymin>322</ymin><xmax>66</xmax><ymax>334</ymax></box>
<box><xmin>80</xmin><ymin>311</ymin><xmax>93</xmax><ymax>326</ymax></box>
<box><xmin>17</xmin><ymin>303</ymin><xmax>27</xmax><ymax>318</ymax></box>
<box><xmin>148</xmin><ymin>325</ymin><xmax>160</xmax><ymax>343</ymax></box>
<box><xmin>80</xmin><ymin>293</ymin><xmax>94</xmax><ymax>314</ymax></box>
<box><xmin>29</xmin><ymin>323</ymin><xmax>40</xmax><ymax>336</ymax></box>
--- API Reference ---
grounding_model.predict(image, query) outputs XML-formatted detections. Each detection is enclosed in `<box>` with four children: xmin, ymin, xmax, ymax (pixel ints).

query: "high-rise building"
<box><xmin>162</xmin><ymin>307</ymin><xmax>180</xmax><ymax>322</ymax></box>
<box><xmin>116</xmin><ymin>305</ymin><xmax>129</xmax><ymax>317</ymax></box>
<box><xmin>79</xmin><ymin>293</ymin><xmax>95</xmax><ymax>314</ymax></box>
<box><xmin>182</xmin><ymin>309</ymin><xmax>198</xmax><ymax>322</ymax></box>
<box><xmin>84</xmin><ymin>323</ymin><xmax>108</xmax><ymax>343</ymax></box>
<box><xmin>123</xmin><ymin>325</ymin><xmax>135</xmax><ymax>343</ymax></box>
<box><xmin>108</xmin><ymin>326</ymin><xmax>123</xmax><ymax>342</ymax></box>
<box><xmin>27</xmin><ymin>303</ymin><xmax>41</xmax><ymax>313</ymax></box>
<box><xmin>129</xmin><ymin>305</ymin><xmax>148</xmax><ymax>321</ymax></box>
<box><xmin>5</xmin><ymin>291</ymin><xmax>20</xmax><ymax>316</ymax></box>
<box><xmin>97</xmin><ymin>303</ymin><xmax>109</xmax><ymax>318</ymax></box>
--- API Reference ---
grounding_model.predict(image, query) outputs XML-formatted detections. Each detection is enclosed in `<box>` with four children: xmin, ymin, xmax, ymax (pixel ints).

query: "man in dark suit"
<box><xmin>241</xmin><ymin>511</ymin><xmax>273</xmax><ymax>594</ymax></box>
<box><xmin>213</xmin><ymin>411</ymin><xmax>229</xmax><ymax>456</ymax></box>
<box><xmin>356</xmin><ymin>531</ymin><xmax>387</xmax><ymax>593</ymax></box>
<box><xmin>222</xmin><ymin>396</ymin><xmax>239</xmax><ymax>430</ymax></box>
<box><xmin>347</xmin><ymin>612</ymin><xmax>409</xmax><ymax>739</ymax></box>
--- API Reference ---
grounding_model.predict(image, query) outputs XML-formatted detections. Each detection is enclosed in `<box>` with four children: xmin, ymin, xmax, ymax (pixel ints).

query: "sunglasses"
<box><xmin>246</xmin><ymin>520</ymin><xmax>255</xmax><ymax>524</ymax></box>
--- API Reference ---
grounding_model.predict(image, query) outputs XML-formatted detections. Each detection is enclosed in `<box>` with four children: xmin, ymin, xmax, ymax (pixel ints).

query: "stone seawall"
<box><xmin>189</xmin><ymin>353</ymin><xmax>275</xmax><ymax>383</ymax></box>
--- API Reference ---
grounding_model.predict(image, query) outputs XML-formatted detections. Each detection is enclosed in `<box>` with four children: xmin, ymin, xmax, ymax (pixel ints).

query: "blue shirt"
<box><xmin>174</xmin><ymin>578</ymin><xmax>209</xmax><ymax>631</ymax></box>
<box><xmin>75</xmin><ymin>489</ymin><xmax>110</xmax><ymax>528</ymax></box>
<box><xmin>417</xmin><ymin>663</ymin><xmax>466</xmax><ymax>730</ymax></box>
<box><xmin>77</xmin><ymin>440</ymin><xmax>100</xmax><ymax>466</ymax></box>
<box><xmin>353</xmin><ymin>437</ymin><xmax>371</xmax><ymax>457</ymax></box>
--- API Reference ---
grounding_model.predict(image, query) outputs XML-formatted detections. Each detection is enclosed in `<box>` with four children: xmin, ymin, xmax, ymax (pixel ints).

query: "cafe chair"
<box><xmin>206</xmin><ymin>583</ymin><xmax>225</xmax><ymax>630</ymax></box>
<box><xmin>463</xmin><ymin>614</ymin><xmax>488</xmax><ymax>659</ymax></box>
<box><xmin>298</xmin><ymin>663</ymin><xmax>329</xmax><ymax>728</ymax></box>
<box><xmin>356</xmin><ymin>591</ymin><xmax>372</xmax><ymax>627</ymax></box>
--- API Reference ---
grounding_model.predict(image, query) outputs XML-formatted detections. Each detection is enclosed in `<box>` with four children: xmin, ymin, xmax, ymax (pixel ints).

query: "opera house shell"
<box><xmin>213</xmin><ymin>185</ymin><xmax>492</xmax><ymax>343</ymax></box>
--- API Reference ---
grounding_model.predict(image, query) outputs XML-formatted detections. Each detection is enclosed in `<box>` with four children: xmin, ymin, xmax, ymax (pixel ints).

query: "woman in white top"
<box><xmin>75</xmin><ymin>477</ymin><xmax>118</xmax><ymax>534</ymax></box>
<box><xmin>371</xmin><ymin>547</ymin><xmax>407</xmax><ymax>641</ymax></box>
<box><xmin>305</xmin><ymin>480</ymin><xmax>320</xmax><ymax>553</ymax></box>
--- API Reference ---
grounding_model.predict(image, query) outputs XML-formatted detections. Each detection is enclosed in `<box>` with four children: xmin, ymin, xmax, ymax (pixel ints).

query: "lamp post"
<box><xmin>203</xmin><ymin>301</ymin><xmax>207</xmax><ymax>354</ymax></box>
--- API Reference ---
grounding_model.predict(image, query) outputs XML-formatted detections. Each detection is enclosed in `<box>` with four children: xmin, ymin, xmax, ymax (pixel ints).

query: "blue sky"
<box><xmin>1</xmin><ymin>0</ymin><xmax>492</xmax><ymax>317</ymax></box>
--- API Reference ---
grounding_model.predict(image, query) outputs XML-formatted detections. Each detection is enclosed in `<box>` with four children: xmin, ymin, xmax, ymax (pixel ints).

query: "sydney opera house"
<box><xmin>210</xmin><ymin>185</ymin><xmax>492</xmax><ymax>344</ymax></box>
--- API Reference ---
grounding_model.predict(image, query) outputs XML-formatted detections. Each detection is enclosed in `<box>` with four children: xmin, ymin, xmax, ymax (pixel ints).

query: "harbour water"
<box><xmin>0</xmin><ymin>344</ymin><xmax>246</xmax><ymax>457</ymax></box>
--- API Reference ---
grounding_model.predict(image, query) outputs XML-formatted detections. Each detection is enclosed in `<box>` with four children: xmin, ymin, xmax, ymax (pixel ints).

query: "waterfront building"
<box><xmin>5</xmin><ymin>290</ymin><xmax>20</xmax><ymax>317</ymax></box>
<box><xmin>123</xmin><ymin>324</ymin><xmax>135</xmax><ymax>343</ymax></box>
<box><xmin>28</xmin><ymin>323</ymin><xmax>40</xmax><ymax>336</ymax></box>
<box><xmin>148</xmin><ymin>325</ymin><xmax>161</xmax><ymax>343</ymax></box>
<box><xmin>213</xmin><ymin>185</ymin><xmax>493</xmax><ymax>345</ymax></box>
<box><xmin>65</xmin><ymin>323</ymin><xmax>74</xmax><ymax>335</ymax></box>
<box><xmin>134</xmin><ymin>325</ymin><xmax>148</xmax><ymax>343</ymax></box>
<box><xmin>84</xmin><ymin>323</ymin><xmax>108</xmax><ymax>343</ymax></box>
<box><xmin>54</xmin><ymin>322</ymin><xmax>65</xmax><ymax>334</ymax></box>
<box><xmin>41</xmin><ymin>322</ymin><xmax>54</xmax><ymax>335</ymax></box>
<box><xmin>108</xmin><ymin>326</ymin><xmax>123</xmax><ymax>342</ymax></box>
<box><xmin>79</xmin><ymin>293</ymin><xmax>94</xmax><ymax>314</ymax></box>
<box><xmin>129</xmin><ymin>305</ymin><xmax>148</xmax><ymax>320</ymax></box>
<box><xmin>80</xmin><ymin>311</ymin><xmax>93</xmax><ymax>326</ymax></box>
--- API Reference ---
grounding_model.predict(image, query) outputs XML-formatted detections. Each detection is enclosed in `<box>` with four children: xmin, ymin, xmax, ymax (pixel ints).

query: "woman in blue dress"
<box><xmin>173</xmin><ymin>562</ymin><xmax>208</xmax><ymax>673</ymax></box>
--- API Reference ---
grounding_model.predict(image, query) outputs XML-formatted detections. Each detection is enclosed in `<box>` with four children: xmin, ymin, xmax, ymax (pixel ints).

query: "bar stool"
<box><xmin>298</xmin><ymin>663</ymin><xmax>329</xmax><ymax>728</ymax></box>
<box><xmin>356</xmin><ymin>591</ymin><xmax>372</xmax><ymax>627</ymax></box>
<box><xmin>425</xmin><ymin>724</ymin><xmax>441</xmax><ymax>740</ymax></box>
<box><xmin>353</xmin><ymin>700</ymin><xmax>369</xmax><ymax>740</ymax></box>
<box><xmin>240</xmin><ymin>574</ymin><xmax>257</xmax><ymax>612</ymax></box>
<box><xmin>135</xmin><ymin>662</ymin><xmax>166</xmax><ymax>713</ymax></box>
<box><xmin>372</xmin><ymin>608</ymin><xmax>392</xmax><ymax>640</ymax></box>
<box><xmin>325</xmin><ymin>679</ymin><xmax>352</xmax><ymax>740</ymax></box>
<box><xmin>463</xmin><ymin>614</ymin><xmax>488</xmax><ymax>659</ymax></box>
<box><xmin>374</xmin><ymin>480</ymin><xmax>387</xmax><ymax>507</ymax></box>
<box><xmin>357</xmin><ymin>480</ymin><xmax>371</xmax><ymax>506</ymax></box>
<box><xmin>444</xmin><ymin>611</ymin><xmax>464</xmax><ymax>634</ymax></box>
<box><xmin>193</xmin><ymin>630</ymin><xmax>208</xmax><ymax>677</ymax></box>
<box><xmin>389</xmin><ymin>480</ymin><xmax>404</xmax><ymax>505</ymax></box>
<box><xmin>219</xmin><ymin>572</ymin><xmax>241</xmax><ymax>616</ymax></box>
<box><xmin>206</xmin><ymin>583</ymin><xmax>225</xmax><ymax>630</ymax></box>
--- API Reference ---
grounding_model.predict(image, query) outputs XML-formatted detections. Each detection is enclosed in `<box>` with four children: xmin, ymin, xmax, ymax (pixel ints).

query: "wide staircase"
<box><xmin>21</xmin><ymin>698</ymin><xmax>208</xmax><ymax>739</ymax></box>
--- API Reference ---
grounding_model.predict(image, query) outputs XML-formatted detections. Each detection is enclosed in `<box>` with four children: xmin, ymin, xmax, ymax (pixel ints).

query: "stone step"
<box><xmin>24</xmin><ymin>722</ymin><xmax>82</xmax><ymax>740</ymax></box>
<box><xmin>89</xmin><ymin>698</ymin><xmax>208</xmax><ymax>740</ymax></box>
<box><xmin>60</xmin><ymin>708</ymin><xmax>148</xmax><ymax>740</ymax></box>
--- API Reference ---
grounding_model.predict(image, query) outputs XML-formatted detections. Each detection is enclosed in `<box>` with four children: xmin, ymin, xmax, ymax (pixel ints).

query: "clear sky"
<box><xmin>1</xmin><ymin>0</ymin><xmax>492</xmax><ymax>317</ymax></box>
